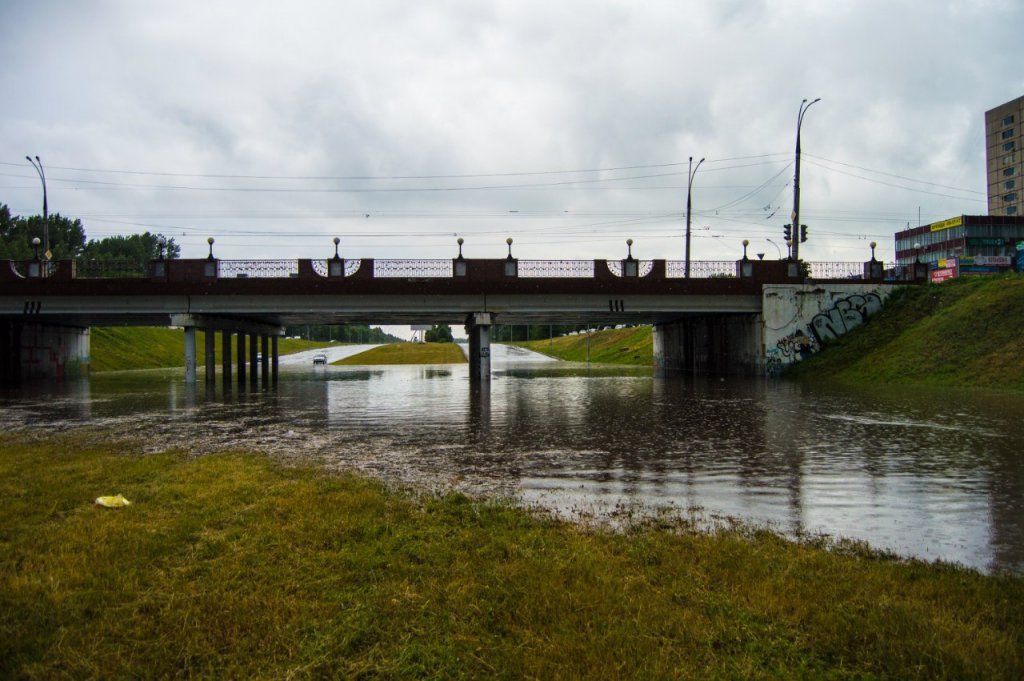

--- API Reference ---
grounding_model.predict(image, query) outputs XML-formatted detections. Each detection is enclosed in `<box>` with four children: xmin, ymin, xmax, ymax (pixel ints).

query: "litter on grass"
<box><xmin>95</xmin><ymin>494</ymin><xmax>131</xmax><ymax>508</ymax></box>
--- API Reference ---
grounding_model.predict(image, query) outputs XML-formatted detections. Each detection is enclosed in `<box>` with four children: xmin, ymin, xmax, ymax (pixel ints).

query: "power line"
<box><xmin>803</xmin><ymin>153</ymin><xmax>985</xmax><ymax>195</ymax></box>
<box><xmin>0</xmin><ymin>153</ymin><xmax>789</xmax><ymax>181</ymax></box>
<box><xmin>803</xmin><ymin>158</ymin><xmax>986</xmax><ymax>202</ymax></box>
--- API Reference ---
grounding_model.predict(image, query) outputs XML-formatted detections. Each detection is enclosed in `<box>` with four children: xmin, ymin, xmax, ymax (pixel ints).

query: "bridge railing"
<box><xmin>4</xmin><ymin>256</ymin><xmax>905</xmax><ymax>284</ymax></box>
<box><xmin>76</xmin><ymin>259</ymin><xmax>149</xmax><ymax>279</ymax></box>
<box><xmin>665</xmin><ymin>261</ymin><xmax>737</xmax><ymax>278</ymax></box>
<box><xmin>373</xmin><ymin>259</ymin><xmax>452</xmax><ymax>278</ymax></box>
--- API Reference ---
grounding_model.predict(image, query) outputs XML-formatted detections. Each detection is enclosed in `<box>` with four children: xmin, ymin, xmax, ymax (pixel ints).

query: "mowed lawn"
<box><xmin>333</xmin><ymin>342</ymin><xmax>466</xmax><ymax>365</ymax></box>
<box><xmin>516</xmin><ymin>326</ymin><xmax>652</xmax><ymax>365</ymax></box>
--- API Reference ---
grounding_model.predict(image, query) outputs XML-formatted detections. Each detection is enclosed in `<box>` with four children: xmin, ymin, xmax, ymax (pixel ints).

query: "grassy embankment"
<box><xmin>515</xmin><ymin>326</ymin><xmax>653</xmax><ymax>365</ymax></box>
<box><xmin>332</xmin><ymin>342</ymin><xmax>467</xmax><ymax>365</ymax></box>
<box><xmin>1</xmin><ymin>432</ymin><xmax>1020</xmax><ymax>679</ymax></box>
<box><xmin>90</xmin><ymin>327</ymin><xmax>333</xmax><ymax>372</ymax></box>
<box><xmin>788</xmin><ymin>274</ymin><xmax>1024</xmax><ymax>389</ymax></box>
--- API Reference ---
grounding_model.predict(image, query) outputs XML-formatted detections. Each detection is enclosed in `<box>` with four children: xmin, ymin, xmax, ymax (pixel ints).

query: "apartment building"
<box><xmin>985</xmin><ymin>95</ymin><xmax>1023</xmax><ymax>216</ymax></box>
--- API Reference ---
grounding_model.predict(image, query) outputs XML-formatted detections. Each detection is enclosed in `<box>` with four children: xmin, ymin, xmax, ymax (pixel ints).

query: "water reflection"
<box><xmin>1</xmin><ymin>364</ymin><xmax>1021</xmax><ymax>574</ymax></box>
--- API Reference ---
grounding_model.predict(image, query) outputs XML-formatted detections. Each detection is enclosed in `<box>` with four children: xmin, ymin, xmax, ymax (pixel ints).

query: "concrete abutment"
<box><xmin>0</xmin><ymin>321</ymin><xmax>90</xmax><ymax>385</ymax></box>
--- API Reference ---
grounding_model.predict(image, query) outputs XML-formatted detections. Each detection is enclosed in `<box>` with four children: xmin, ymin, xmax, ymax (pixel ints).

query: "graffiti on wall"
<box><xmin>775</xmin><ymin>329</ymin><xmax>818</xmax><ymax>360</ymax></box>
<box><xmin>808</xmin><ymin>292</ymin><xmax>883</xmax><ymax>344</ymax></box>
<box><xmin>770</xmin><ymin>290</ymin><xmax>884</xmax><ymax>374</ymax></box>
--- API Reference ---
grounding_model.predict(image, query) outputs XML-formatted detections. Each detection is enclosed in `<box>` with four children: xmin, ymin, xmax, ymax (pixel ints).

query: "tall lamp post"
<box><xmin>791</xmin><ymin>98</ymin><xmax>820</xmax><ymax>262</ymax></box>
<box><xmin>684</xmin><ymin>155</ymin><xmax>705</xmax><ymax>278</ymax></box>
<box><xmin>25</xmin><ymin>155</ymin><xmax>49</xmax><ymax>261</ymax></box>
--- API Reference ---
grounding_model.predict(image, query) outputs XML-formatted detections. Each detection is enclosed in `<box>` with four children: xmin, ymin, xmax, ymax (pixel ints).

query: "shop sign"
<box><xmin>959</xmin><ymin>266</ymin><xmax>1001</xmax><ymax>275</ymax></box>
<box><xmin>972</xmin><ymin>255</ymin><xmax>1011</xmax><ymax>266</ymax></box>
<box><xmin>929</xmin><ymin>216</ymin><xmax>963</xmax><ymax>232</ymax></box>
<box><xmin>967</xmin><ymin>237</ymin><xmax>1005</xmax><ymax>247</ymax></box>
<box><xmin>937</xmin><ymin>258</ymin><xmax>957</xmax><ymax>268</ymax></box>
<box><xmin>930</xmin><ymin>268</ymin><xmax>956</xmax><ymax>283</ymax></box>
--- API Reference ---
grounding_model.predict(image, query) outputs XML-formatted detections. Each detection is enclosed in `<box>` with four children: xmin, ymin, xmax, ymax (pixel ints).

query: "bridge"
<box><xmin>1</xmin><ymin>252</ymin><xmax>913</xmax><ymax>385</ymax></box>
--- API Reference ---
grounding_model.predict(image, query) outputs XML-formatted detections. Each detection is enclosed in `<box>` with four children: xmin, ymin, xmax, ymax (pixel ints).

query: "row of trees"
<box><xmin>283</xmin><ymin>324</ymin><xmax>403</xmax><ymax>343</ymax></box>
<box><xmin>0</xmin><ymin>203</ymin><xmax>179</xmax><ymax>266</ymax></box>
<box><xmin>424</xmin><ymin>324</ymin><xmax>454</xmax><ymax>342</ymax></box>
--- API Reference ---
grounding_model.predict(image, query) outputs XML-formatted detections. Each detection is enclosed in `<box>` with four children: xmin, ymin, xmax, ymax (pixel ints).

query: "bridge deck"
<box><xmin>1</xmin><ymin>256</ymin><xmax>889</xmax><ymax>327</ymax></box>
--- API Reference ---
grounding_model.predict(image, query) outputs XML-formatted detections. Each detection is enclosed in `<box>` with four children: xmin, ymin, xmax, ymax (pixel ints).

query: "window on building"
<box><xmin>1003</xmin><ymin>129</ymin><xmax>1015</xmax><ymax>139</ymax></box>
<box><xmin>1005</xmin><ymin>167</ymin><xmax>1017</xmax><ymax>176</ymax></box>
<box><xmin>1003</xmin><ymin>115</ymin><xmax>1016</xmax><ymax>126</ymax></box>
<box><xmin>1008</xmin><ymin>206</ymin><xmax>1018</xmax><ymax>215</ymax></box>
<box><xmin>1005</xmin><ymin>192</ymin><xmax>1018</xmax><ymax>202</ymax></box>
<box><xmin>1007</xmin><ymin>180</ymin><xmax>1017</xmax><ymax>190</ymax></box>
<box><xmin>1003</xmin><ymin>141</ymin><xmax>1016</xmax><ymax>151</ymax></box>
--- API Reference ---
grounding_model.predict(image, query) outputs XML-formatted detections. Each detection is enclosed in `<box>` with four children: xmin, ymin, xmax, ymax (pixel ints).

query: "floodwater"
<box><xmin>2</xmin><ymin>344</ymin><xmax>1022</xmax><ymax>575</ymax></box>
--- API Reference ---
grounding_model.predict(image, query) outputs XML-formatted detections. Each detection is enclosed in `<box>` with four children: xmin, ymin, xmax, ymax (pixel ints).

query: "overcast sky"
<box><xmin>2</xmin><ymin>0</ymin><xmax>1022</xmax><ymax>267</ymax></box>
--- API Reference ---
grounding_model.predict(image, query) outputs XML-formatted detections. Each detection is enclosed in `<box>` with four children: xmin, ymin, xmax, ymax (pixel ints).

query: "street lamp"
<box><xmin>25</xmin><ymin>155</ymin><xmax>49</xmax><ymax>261</ymax></box>
<box><xmin>685</xmin><ymin>155</ymin><xmax>705</xmax><ymax>278</ymax></box>
<box><xmin>766</xmin><ymin>238</ymin><xmax>782</xmax><ymax>259</ymax></box>
<box><xmin>791</xmin><ymin>98</ymin><xmax>820</xmax><ymax>262</ymax></box>
<box><xmin>869</xmin><ymin>241</ymin><xmax>877</xmax><ymax>262</ymax></box>
<box><xmin>29</xmin><ymin>237</ymin><xmax>41</xmax><ymax>277</ymax></box>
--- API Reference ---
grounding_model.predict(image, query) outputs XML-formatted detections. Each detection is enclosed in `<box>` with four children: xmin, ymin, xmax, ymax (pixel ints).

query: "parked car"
<box><xmin>313</xmin><ymin>353</ymin><xmax>327</xmax><ymax>365</ymax></box>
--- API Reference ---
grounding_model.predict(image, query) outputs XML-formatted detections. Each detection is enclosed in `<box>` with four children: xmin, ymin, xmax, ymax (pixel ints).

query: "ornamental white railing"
<box><xmin>517</xmin><ymin>260</ymin><xmax>595</xmax><ymax>278</ymax></box>
<box><xmin>372</xmin><ymin>259</ymin><xmax>454</xmax><ymax>278</ymax></box>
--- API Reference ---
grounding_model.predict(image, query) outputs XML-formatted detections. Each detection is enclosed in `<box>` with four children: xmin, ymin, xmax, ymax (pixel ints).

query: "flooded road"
<box><xmin>2</xmin><ymin>348</ymin><xmax>1022</xmax><ymax>574</ymax></box>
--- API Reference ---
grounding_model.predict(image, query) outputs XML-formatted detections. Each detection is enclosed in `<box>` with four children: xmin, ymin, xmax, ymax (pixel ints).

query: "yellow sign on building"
<box><xmin>929</xmin><ymin>216</ymin><xmax>964</xmax><ymax>232</ymax></box>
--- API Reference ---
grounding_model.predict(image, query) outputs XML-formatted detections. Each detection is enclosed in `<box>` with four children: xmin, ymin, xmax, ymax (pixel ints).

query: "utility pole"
<box><xmin>791</xmin><ymin>98</ymin><xmax>820</xmax><ymax>262</ymax></box>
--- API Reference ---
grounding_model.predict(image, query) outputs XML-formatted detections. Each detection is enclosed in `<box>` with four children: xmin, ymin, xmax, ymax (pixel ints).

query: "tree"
<box><xmin>424</xmin><ymin>324</ymin><xmax>454</xmax><ymax>343</ymax></box>
<box><xmin>0</xmin><ymin>204</ymin><xmax>86</xmax><ymax>260</ymax></box>
<box><xmin>81</xmin><ymin>232</ymin><xmax>180</xmax><ymax>263</ymax></box>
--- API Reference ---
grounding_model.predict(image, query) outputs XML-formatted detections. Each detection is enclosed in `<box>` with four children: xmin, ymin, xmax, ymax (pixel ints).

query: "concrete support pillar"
<box><xmin>184</xmin><ymin>326</ymin><xmax>197</xmax><ymax>384</ymax></box>
<box><xmin>222</xmin><ymin>331</ymin><xmax>233</xmax><ymax>386</ymax></box>
<box><xmin>465</xmin><ymin>312</ymin><xmax>493</xmax><ymax>381</ymax></box>
<box><xmin>236</xmin><ymin>333</ymin><xmax>246</xmax><ymax>385</ymax></box>
<box><xmin>260</xmin><ymin>335</ymin><xmax>270</xmax><ymax>385</ymax></box>
<box><xmin>271</xmin><ymin>335</ymin><xmax>279</xmax><ymax>383</ymax></box>
<box><xmin>249</xmin><ymin>333</ymin><xmax>258</xmax><ymax>384</ymax></box>
<box><xmin>204</xmin><ymin>329</ymin><xmax>216</xmax><ymax>384</ymax></box>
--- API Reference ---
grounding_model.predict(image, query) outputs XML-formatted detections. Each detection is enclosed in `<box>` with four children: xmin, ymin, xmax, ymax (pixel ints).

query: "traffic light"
<box><xmin>783</xmin><ymin>224</ymin><xmax>792</xmax><ymax>241</ymax></box>
<box><xmin>800</xmin><ymin>224</ymin><xmax>808</xmax><ymax>243</ymax></box>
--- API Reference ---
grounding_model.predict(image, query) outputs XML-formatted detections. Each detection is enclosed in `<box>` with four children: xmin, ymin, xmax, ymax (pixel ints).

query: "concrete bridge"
<box><xmin>1</xmin><ymin>253</ymin><xmax>912</xmax><ymax>385</ymax></box>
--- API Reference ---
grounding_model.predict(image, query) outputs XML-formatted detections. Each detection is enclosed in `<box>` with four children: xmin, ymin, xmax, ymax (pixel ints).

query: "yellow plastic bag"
<box><xmin>95</xmin><ymin>494</ymin><xmax>131</xmax><ymax>508</ymax></box>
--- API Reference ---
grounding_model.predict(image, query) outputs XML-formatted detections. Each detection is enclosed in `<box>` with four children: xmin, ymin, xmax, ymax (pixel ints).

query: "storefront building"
<box><xmin>893</xmin><ymin>215</ymin><xmax>1024</xmax><ymax>282</ymax></box>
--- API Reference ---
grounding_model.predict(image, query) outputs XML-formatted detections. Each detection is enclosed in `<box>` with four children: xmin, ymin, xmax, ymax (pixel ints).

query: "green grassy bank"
<box><xmin>333</xmin><ymin>342</ymin><xmax>467</xmax><ymax>365</ymax></box>
<box><xmin>1</xmin><ymin>433</ymin><xmax>1020</xmax><ymax>679</ymax></box>
<box><xmin>89</xmin><ymin>327</ymin><xmax>333</xmax><ymax>372</ymax></box>
<box><xmin>515</xmin><ymin>326</ymin><xmax>653</xmax><ymax>365</ymax></box>
<box><xmin>789</xmin><ymin>274</ymin><xmax>1024</xmax><ymax>389</ymax></box>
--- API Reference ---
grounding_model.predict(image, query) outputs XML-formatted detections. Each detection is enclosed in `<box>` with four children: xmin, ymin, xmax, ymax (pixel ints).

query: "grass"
<box><xmin>333</xmin><ymin>342</ymin><xmax>467</xmax><ymax>365</ymax></box>
<box><xmin>1</xmin><ymin>432</ymin><xmax>1021</xmax><ymax>679</ymax></box>
<box><xmin>514</xmin><ymin>326</ymin><xmax>653</xmax><ymax>365</ymax></box>
<box><xmin>89</xmin><ymin>327</ymin><xmax>334</xmax><ymax>372</ymax></box>
<box><xmin>789</xmin><ymin>274</ymin><xmax>1024</xmax><ymax>389</ymax></box>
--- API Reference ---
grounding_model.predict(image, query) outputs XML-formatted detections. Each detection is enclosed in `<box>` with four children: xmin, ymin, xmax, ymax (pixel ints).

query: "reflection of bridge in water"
<box><xmin>1</xmin><ymin>254</ymin><xmax>908</xmax><ymax>384</ymax></box>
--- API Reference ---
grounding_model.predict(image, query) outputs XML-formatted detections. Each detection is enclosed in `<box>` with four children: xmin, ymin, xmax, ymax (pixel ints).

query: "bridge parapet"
<box><xmin>2</xmin><ymin>256</ymin><xmax>900</xmax><ymax>287</ymax></box>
